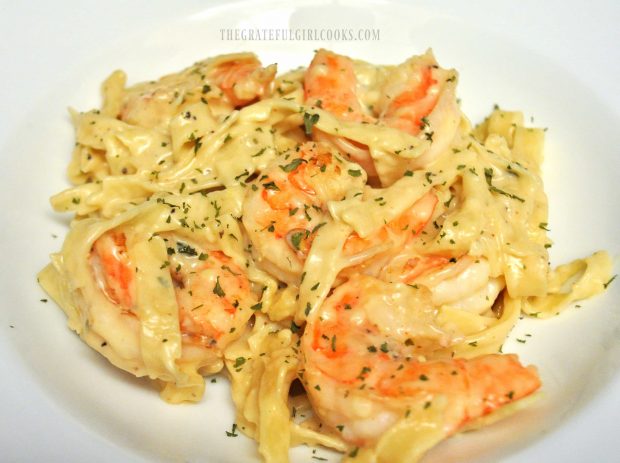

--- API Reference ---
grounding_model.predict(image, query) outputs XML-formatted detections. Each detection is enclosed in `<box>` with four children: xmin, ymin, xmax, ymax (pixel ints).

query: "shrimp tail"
<box><xmin>460</xmin><ymin>354</ymin><xmax>541</xmax><ymax>427</ymax></box>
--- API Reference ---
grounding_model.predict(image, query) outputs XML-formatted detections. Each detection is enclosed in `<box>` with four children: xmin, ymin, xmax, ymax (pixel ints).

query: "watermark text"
<box><xmin>220</xmin><ymin>28</ymin><xmax>380</xmax><ymax>42</ymax></box>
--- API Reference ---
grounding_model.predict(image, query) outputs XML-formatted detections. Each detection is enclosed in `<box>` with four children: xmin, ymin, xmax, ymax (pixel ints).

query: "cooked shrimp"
<box><xmin>303</xmin><ymin>49</ymin><xmax>460</xmax><ymax>179</ymax></box>
<box><xmin>304</xmin><ymin>50</ymin><xmax>369</xmax><ymax>122</ymax></box>
<box><xmin>304</xmin><ymin>50</ymin><xmax>376</xmax><ymax>177</ymax></box>
<box><xmin>242</xmin><ymin>141</ymin><xmax>366</xmax><ymax>284</ymax></box>
<box><xmin>376</xmin><ymin>50</ymin><xmax>460</xmax><ymax>168</ymax></box>
<box><xmin>242</xmin><ymin>141</ymin><xmax>439</xmax><ymax>285</ymax></box>
<box><xmin>120</xmin><ymin>53</ymin><xmax>276</xmax><ymax>128</ymax></box>
<box><xmin>90</xmin><ymin>230</ymin><xmax>258</xmax><ymax>357</ymax></box>
<box><xmin>300</xmin><ymin>275</ymin><xmax>541</xmax><ymax>448</ymax></box>
<box><xmin>340</xmin><ymin>190</ymin><xmax>439</xmax><ymax>269</ymax></box>
<box><xmin>91</xmin><ymin>231</ymin><xmax>135</xmax><ymax>310</ymax></box>
<box><xmin>381</xmin><ymin>254</ymin><xmax>505</xmax><ymax>315</ymax></box>
<box><xmin>208</xmin><ymin>55</ymin><xmax>276</xmax><ymax>108</ymax></box>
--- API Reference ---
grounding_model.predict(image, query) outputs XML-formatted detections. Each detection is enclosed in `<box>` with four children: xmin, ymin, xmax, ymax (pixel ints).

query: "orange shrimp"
<box><xmin>304</xmin><ymin>50</ymin><xmax>369</xmax><ymax>122</ymax></box>
<box><xmin>304</xmin><ymin>50</ymin><xmax>376</xmax><ymax>176</ymax></box>
<box><xmin>399</xmin><ymin>255</ymin><xmax>451</xmax><ymax>282</ymax></box>
<box><xmin>90</xmin><ymin>230</ymin><xmax>258</xmax><ymax>352</ymax></box>
<box><xmin>379</xmin><ymin>64</ymin><xmax>439</xmax><ymax>135</ymax></box>
<box><xmin>242</xmin><ymin>142</ymin><xmax>366</xmax><ymax>284</ymax></box>
<box><xmin>209</xmin><ymin>56</ymin><xmax>275</xmax><ymax>108</ymax></box>
<box><xmin>119</xmin><ymin>53</ymin><xmax>276</xmax><ymax>128</ymax></box>
<box><xmin>342</xmin><ymin>190</ymin><xmax>438</xmax><ymax>257</ymax></box>
<box><xmin>300</xmin><ymin>274</ymin><xmax>541</xmax><ymax>448</ymax></box>
<box><xmin>90</xmin><ymin>231</ymin><xmax>135</xmax><ymax>310</ymax></box>
<box><xmin>242</xmin><ymin>142</ymin><xmax>440</xmax><ymax>285</ymax></box>
<box><xmin>303</xmin><ymin>49</ymin><xmax>460</xmax><ymax>178</ymax></box>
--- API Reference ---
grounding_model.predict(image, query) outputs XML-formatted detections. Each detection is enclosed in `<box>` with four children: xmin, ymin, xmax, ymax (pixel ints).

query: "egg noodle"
<box><xmin>38</xmin><ymin>51</ymin><xmax>612</xmax><ymax>462</ymax></box>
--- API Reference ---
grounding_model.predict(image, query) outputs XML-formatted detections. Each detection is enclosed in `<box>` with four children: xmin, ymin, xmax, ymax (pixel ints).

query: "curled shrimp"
<box><xmin>91</xmin><ymin>231</ymin><xmax>135</xmax><ymax>310</ymax></box>
<box><xmin>242</xmin><ymin>141</ymin><xmax>366</xmax><ymax>284</ymax></box>
<box><xmin>339</xmin><ymin>189</ymin><xmax>439</xmax><ymax>272</ymax></box>
<box><xmin>120</xmin><ymin>53</ymin><xmax>276</xmax><ymax>128</ymax></box>
<box><xmin>208</xmin><ymin>55</ymin><xmax>276</xmax><ymax>108</ymax></box>
<box><xmin>381</xmin><ymin>254</ymin><xmax>506</xmax><ymax>315</ymax></box>
<box><xmin>304</xmin><ymin>49</ymin><xmax>460</xmax><ymax>181</ymax></box>
<box><xmin>304</xmin><ymin>49</ymin><xmax>370</xmax><ymax>123</ymax></box>
<box><xmin>90</xmin><ymin>229</ymin><xmax>258</xmax><ymax>366</ymax></box>
<box><xmin>304</xmin><ymin>50</ymin><xmax>376</xmax><ymax>177</ymax></box>
<box><xmin>376</xmin><ymin>50</ymin><xmax>460</xmax><ymax>168</ymax></box>
<box><xmin>300</xmin><ymin>274</ymin><xmax>541</xmax><ymax>449</ymax></box>
<box><xmin>242</xmin><ymin>141</ymin><xmax>439</xmax><ymax>285</ymax></box>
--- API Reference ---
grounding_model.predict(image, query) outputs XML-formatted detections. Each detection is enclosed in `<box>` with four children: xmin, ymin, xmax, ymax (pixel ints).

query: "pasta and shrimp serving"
<box><xmin>39</xmin><ymin>49</ymin><xmax>612</xmax><ymax>462</ymax></box>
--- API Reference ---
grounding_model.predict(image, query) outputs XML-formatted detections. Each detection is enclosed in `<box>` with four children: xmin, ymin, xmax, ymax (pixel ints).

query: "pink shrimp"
<box><xmin>303</xmin><ymin>49</ymin><xmax>460</xmax><ymax>180</ymax></box>
<box><xmin>242</xmin><ymin>142</ymin><xmax>365</xmax><ymax>284</ymax></box>
<box><xmin>90</xmin><ymin>230</ymin><xmax>258</xmax><ymax>353</ymax></box>
<box><xmin>91</xmin><ymin>231</ymin><xmax>135</xmax><ymax>310</ymax></box>
<box><xmin>242</xmin><ymin>141</ymin><xmax>440</xmax><ymax>285</ymax></box>
<box><xmin>300</xmin><ymin>274</ymin><xmax>541</xmax><ymax>449</ymax></box>
<box><xmin>304</xmin><ymin>50</ymin><xmax>369</xmax><ymax>122</ymax></box>
<box><xmin>208</xmin><ymin>56</ymin><xmax>275</xmax><ymax>108</ymax></box>
<box><xmin>119</xmin><ymin>53</ymin><xmax>276</xmax><ymax>128</ymax></box>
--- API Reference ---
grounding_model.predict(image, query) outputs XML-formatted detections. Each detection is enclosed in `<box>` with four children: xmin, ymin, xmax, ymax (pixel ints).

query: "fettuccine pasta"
<box><xmin>39</xmin><ymin>49</ymin><xmax>613</xmax><ymax>462</ymax></box>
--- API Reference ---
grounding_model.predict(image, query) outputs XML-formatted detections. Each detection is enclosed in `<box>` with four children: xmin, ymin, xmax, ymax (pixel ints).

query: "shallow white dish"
<box><xmin>0</xmin><ymin>1</ymin><xmax>618</xmax><ymax>462</ymax></box>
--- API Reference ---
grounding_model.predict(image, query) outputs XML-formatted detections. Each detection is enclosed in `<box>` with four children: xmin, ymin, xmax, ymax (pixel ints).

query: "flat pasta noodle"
<box><xmin>38</xmin><ymin>50</ymin><xmax>613</xmax><ymax>463</ymax></box>
<box><xmin>522</xmin><ymin>251</ymin><xmax>612</xmax><ymax>318</ymax></box>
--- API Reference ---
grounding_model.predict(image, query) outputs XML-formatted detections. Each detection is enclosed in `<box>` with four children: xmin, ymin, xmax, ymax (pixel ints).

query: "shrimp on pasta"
<box><xmin>304</xmin><ymin>49</ymin><xmax>460</xmax><ymax>182</ymax></box>
<box><xmin>90</xmin><ymin>227</ymin><xmax>259</xmax><ymax>376</ymax></box>
<box><xmin>119</xmin><ymin>53</ymin><xmax>276</xmax><ymax>128</ymax></box>
<box><xmin>242</xmin><ymin>141</ymin><xmax>366</xmax><ymax>284</ymax></box>
<box><xmin>300</xmin><ymin>275</ymin><xmax>541</xmax><ymax>447</ymax></box>
<box><xmin>38</xmin><ymin>48</ymin><xmax>614</xmax><ymax>463</ymax></box>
